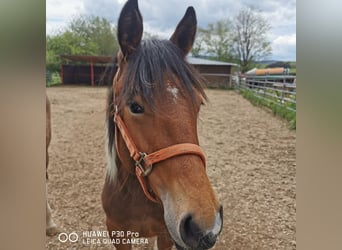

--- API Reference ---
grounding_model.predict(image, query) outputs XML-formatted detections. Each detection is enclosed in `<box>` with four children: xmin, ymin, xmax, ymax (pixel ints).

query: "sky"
<box><xmin>46</xmin><ymin>0</ymin><xmax>296</xmax><ymax>61</ymax></box>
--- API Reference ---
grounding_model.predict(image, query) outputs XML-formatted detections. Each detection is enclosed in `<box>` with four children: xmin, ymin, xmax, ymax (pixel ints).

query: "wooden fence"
<box><xmin>237</xmin><ymin>75</ymin><xmax>296</xmax><ymax>112</ymax></box>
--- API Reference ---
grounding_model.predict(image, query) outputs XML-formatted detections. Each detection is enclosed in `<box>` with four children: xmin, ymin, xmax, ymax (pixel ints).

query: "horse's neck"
<box><xmin>114</xmin><ymin>160</ymin><xmax>141</xmax><ymax>196</ymax></box>
<box><xmin>104</xmin><ymin>158</ymin><xmax>165</xmax><ymax>233</ymax></box>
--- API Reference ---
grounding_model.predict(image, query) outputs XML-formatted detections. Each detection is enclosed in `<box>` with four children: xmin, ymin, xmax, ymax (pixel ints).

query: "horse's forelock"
<box><xmin>118</xmin><ymin>39</ymin><xmax>206</xmax><ymax>110</ymax></box>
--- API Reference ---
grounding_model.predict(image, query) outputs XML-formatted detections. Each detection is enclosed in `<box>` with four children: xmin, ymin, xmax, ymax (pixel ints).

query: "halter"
<box><xmin>112</xmin><ymin>65</ymin><xmax>206</xmax><ymax>203</ymax></box>
<box><xmin>113</xmin><ymin>107</ymin><xmax>206</xmax><ymax>203</ymax></box>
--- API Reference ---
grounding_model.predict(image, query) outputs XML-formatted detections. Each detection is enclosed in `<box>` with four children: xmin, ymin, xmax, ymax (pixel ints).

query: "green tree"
<box><xmin>193</xmin><ymin>19</ymin><xmax>234</xmax><ymax>62</ymax></box>
<box><xmin>68</xmin><ymin>16</ymin><xmax>118</xmax><ymax>56</ymax></box>
<box><xmin>232</xmin><ymin>7</ymin><xmax>272</xmax><ymax>72</ymax></box>
<box><xmin>46</xmin><ymin>15</ymin><xmax>118</xmax><ymax>73</ymax></box>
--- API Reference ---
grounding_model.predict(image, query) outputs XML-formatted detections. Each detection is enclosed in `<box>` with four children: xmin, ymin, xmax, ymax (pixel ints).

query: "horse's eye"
<box><xmin>129</xmin><ymin>102</ymin><xmax>144</xmax><ymax>114</ymax></box>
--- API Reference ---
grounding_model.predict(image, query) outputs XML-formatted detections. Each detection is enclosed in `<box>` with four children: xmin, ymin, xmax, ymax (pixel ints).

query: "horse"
<box><xmin>46</xmin><ymin>95</ymin><xmax>60</xmax><ymax>236</ymax></box>
<box><xmin>102</xmin><ymin>0</ymin><xmax>223</xmax><ymax>249</ymax></box>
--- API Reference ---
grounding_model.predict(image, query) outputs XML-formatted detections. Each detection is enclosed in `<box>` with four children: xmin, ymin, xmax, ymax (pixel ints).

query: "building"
<box><xmin>187</xmin><ymin>56</ymin><xmax>239</xmax><ymax>88</ymax></box>
<box><xmin>60</xmin><ymin>55</ymin><xmax>238</xmax><ymax>88</ymax></box>
<box><xmin>60</xmin><ymin>55</ymin><xmax>115</xmax><ymax>86</ymax></box>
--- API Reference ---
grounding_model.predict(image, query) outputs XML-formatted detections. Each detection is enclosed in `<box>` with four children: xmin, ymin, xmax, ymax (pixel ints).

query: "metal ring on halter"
<box><xmin>135</xmin><ymin>152</ymin><xmax>153</xmax><ymax>176</ymax></box>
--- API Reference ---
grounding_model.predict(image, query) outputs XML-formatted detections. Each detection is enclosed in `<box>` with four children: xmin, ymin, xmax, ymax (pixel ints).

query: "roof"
<box><xmin>245</xmin><ymin>68</ymin><xmax>257</xmax><ymax>75</ymax></box>
<box><xmin>60</xmin><ymin>54</ymin><xmax>238</xmax><ymax>67</ymax></box>
<box><xmin>186</xmin><ymin>56</ymin><xmax>238</xmax><ymax>67</ymax></box>
<box><xmin>60</xmin><ymin>55</ymin><xmax>113</xmax><ymax>64</ymax></box>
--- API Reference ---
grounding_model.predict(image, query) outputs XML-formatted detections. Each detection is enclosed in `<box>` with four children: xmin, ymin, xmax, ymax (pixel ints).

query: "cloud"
<box><xmin>82</xmin><ymin>0</ymin><xmax>122</xmax><ymax>23</ymax></box>
<box><xmin>273</xmin><ymin>34</ymin><xmax>296</xmax><ymax>46</ymax></box>
<box><xmin>46</xmin><ymin>0</ymin><xmax>85</xmax><ymax>21</ymax></box>
<box><xmin>46</xmin><ymin>0</ymin><xmax>86</xmax><ymax>35</ymax></box>
<box><xmin>46</xmin><ymin>0</ymin><xmax>296</xmax><ymax>60</ymax></box>
<box><xmin>271</xmin><ymin>34</ymin><xmax>296</xmax><ymax>61</ymax></box>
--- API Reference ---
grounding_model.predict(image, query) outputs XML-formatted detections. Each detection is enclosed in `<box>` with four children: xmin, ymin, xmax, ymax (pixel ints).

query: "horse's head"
<box><xmin>110</xmin><ymin>0</ymin><xmax>222</xmax><ymax>248</ymax></box>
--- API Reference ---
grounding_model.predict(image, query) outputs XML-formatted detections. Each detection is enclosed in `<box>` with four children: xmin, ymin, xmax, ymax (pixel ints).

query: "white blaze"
<box><xmin>166</xmin><ymin>86</ymin><xmax>179</xmax><ymax>102</ymax></box>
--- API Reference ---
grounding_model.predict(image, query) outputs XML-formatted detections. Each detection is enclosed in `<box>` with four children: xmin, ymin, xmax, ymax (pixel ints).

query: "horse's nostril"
<box><xmin>179</xmin><ymin>214</ymin><xmax>220</xmax><ymax>249</ymax></box>
<box><xmin>180</xmin><ymin>214</ymin><xmax>201</xmax><ymax>248</ymax></box>
<box><xmin>199</xmin><ymin>232</ymin><xmax>217</xmax><ymax>249</ymax></box>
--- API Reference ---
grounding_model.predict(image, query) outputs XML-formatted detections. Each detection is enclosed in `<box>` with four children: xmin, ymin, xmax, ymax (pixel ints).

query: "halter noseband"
<box><xmin>114</xmin><ymin>110</ymin><xmax>206</xmax><ymax>203</ymax></box>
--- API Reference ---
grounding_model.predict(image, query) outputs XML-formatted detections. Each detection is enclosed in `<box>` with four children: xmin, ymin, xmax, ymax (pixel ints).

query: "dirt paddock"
<box><xmin>46</xmin><ymin>86</ymin><xmax>296</xmax><ymax>250</ymax></box>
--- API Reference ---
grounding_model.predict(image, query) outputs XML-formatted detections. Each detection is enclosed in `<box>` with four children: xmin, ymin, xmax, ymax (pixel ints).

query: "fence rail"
<box><xmin>237</xmin><ymin>75</ymin><xmax>296</xmax><ymax>112</ymax></box>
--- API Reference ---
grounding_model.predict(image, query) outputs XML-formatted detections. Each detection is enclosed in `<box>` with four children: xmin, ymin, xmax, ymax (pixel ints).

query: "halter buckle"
<box><xmin>135</xmin><ymin>152</ymin><xmax>153</xmax><ymax>176</ymax></box>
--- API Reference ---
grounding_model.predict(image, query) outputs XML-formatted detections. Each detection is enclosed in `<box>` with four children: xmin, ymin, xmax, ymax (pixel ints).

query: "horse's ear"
<box><xmin>117</xmin><ymin>0</ymin><xmax>143</xmax><ymax>58</ymax></box>
<box><xmin>170</xmin><ymin>7</ymin><xmax>197</xmax><ymax>56</ymax></box>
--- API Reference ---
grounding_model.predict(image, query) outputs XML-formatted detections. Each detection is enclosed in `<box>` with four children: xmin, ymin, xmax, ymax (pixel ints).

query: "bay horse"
<box><xmin>102</xmin><ymin>0</ymin><xmax>222</xmax><ymax>249</ymax></box>
<box><xmin>46</xmin><ymin>95</ymin><xmax>59</xmax><ymax>236</ymax></box>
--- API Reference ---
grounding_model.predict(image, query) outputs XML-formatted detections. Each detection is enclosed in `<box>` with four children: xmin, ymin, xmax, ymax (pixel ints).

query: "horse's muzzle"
<box><xmin>178</xmin><ymin>206</ymin><xmax>223</xmax><ymax>249</ymax></box>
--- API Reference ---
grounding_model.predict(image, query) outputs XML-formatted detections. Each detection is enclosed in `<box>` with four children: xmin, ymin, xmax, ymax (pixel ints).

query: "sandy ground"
<box><xmin>46</xmin><ymin>86</ymin><xmax>296</xmax><ymax>250</ymax></box>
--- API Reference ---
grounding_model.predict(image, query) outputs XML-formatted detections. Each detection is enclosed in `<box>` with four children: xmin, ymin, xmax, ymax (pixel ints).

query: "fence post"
<box><xmin>263</xmin><ymin>77</ymin><xmax>266</xmax><ymax>99</ymax></box>
<box><xmin>46</xmin><ymin>71</ymin><xmax>52</xmax><ymax>86</ymax></box>
<box><xmin>90</xmin><ymin>60</ymin><xmax>94</xmax><ymax>87</ymax></box>
<box><xmin>281</xmin><ymin>76</ymin><xmax>285</xmax><ymax>104</ymax></box>
<box><xmin>60</xmin><ymin>64</ymin><xmax>64</xmax><ymax>85</ymax></box>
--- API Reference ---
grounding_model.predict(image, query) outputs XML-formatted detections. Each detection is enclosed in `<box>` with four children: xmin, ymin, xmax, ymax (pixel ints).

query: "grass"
<box><xmin>239</xmin><ymin>88</ymin><xmax>296</xmax><ymax>130</ymax></box>
<box><xmin>46</xmin><ymin>72</ymin><xmax>62</xmax><ymax>87</ymax></box>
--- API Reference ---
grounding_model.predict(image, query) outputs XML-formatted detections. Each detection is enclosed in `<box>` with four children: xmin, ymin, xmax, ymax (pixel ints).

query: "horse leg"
<box><xmin>46</xmin><ymin>184</ymin><xmax>59</xmax><ymax>236</ymax></box>
<box><xmin>157</xmin><ymin>231</ymin><xmax>174</xmax><ymax>250</ymax></box>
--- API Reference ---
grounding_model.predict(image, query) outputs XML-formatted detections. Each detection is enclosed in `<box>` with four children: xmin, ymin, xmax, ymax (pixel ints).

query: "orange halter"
<box><xmin>114</xmin><ymin>112</ymin><xmax>206</xmax><ymax>203</ymax></box>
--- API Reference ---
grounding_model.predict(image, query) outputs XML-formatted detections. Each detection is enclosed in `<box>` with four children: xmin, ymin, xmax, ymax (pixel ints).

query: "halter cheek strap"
<box><xmin>114</xmin><ymin>113</ymin><xmax>206</xmax><ymax>203</ymax></box>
